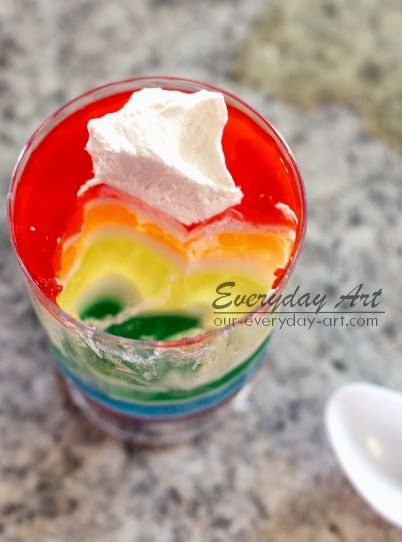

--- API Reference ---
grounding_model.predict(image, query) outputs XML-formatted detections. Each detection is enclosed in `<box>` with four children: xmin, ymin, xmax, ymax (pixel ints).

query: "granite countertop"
<box><xmin>0</xmin><ymin>1</ymin><xmax>401</xmax><ymax>541</ymax></box>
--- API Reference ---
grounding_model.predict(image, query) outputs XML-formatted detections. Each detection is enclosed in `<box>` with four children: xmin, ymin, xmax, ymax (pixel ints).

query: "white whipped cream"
<box><xmin>81</xmin><ymin>88</ymin><xmax>243</xmax><ymax>225</ymax></box>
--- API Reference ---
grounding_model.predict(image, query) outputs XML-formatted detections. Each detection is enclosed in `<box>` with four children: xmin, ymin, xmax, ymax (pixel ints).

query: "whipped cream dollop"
<box><xmin>82</xmin><ymin>88</ymin><xmax>243</xmax><ymax>225</ymax></box>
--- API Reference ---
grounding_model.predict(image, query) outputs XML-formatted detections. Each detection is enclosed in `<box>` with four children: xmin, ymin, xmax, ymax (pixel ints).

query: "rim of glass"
<box><xmin>7</xmin><ymin>76</ymin><xmax>307</xmax><ymax>349</ymax></box>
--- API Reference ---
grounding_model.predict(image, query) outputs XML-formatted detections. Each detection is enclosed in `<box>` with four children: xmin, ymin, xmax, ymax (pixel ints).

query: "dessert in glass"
<box><xmin>8</xmin><ymin>77</ymin><xmax>306</xmax><ymax>445</ymax></box>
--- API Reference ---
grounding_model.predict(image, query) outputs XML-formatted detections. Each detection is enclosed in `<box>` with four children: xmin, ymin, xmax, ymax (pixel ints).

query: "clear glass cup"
<box><xmin>8</xmin><ymin>77</ymin><xmax>306</xmax><ymax>445</ymax></box>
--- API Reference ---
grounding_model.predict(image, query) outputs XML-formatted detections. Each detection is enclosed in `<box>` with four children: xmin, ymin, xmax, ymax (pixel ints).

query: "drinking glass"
<box><xmin>8</xmin><ymin>77</ymin><xmax>306</xmax><ymax>445</ymax></box>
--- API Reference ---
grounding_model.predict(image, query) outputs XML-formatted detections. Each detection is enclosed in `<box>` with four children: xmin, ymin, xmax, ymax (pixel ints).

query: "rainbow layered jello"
<box><xmin>9</xmin><ymin>80</ymin><xmax>306</xmax><ymax>443</ymax></box>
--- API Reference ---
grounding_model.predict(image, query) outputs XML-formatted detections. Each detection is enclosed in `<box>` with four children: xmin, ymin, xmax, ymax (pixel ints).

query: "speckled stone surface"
<box><xmin>233</xmin><ymin>0</ymin><xmax>402</xmax><ymax>150</ymax></box>
<box><xmin>0</xmin><ymin>1</ymin><xmax>401</xmax><ymax>541</ymax></box>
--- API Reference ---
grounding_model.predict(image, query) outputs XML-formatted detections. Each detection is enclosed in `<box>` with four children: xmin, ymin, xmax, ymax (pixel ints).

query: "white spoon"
<box><xmin>326</xmin><ymin>382</ymin><xmax>402</xmax><ymax>529</ymax></box>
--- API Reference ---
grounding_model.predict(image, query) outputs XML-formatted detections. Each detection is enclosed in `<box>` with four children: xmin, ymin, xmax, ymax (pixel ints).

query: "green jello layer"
<box><xmin>106</xmin><ymin>313</ymin><xmax>201</xmax><ymax>341</ymax></box>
